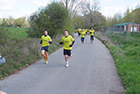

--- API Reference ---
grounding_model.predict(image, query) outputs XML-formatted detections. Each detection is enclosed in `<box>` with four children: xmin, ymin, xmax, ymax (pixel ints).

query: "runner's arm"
<box><xmin>48</xmin><ymin>36</ymin><xmax>52</xmax><ymax>44</ymax></box>
<box><xmin>59</xmin><ymin>42</ymin><xmax>63</xmax><ymax>45</ymax></box>
<box><xmin>69</xmin><ymin>40</ymin><xmax>75</xmax><ymax>47</ymax></box>
<box><xmin>40</xmin><ymin>40</ymin><xmax>42</xmax><ymax>46</ymax></box>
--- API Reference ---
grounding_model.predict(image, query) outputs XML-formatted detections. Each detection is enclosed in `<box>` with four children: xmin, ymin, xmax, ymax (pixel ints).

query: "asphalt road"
<box><xmin>0</xmin><ymin>34</ymin><xmax>124</xmax><ymax>94</ymax></box>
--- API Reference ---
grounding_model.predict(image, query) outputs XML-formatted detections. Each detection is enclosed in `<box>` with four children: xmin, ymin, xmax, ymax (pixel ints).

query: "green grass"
<box><xmin>7</xmin><ymin>27</ymin><xmax>29</xmax><ymax>38</ymax></box>
<box><xmin>96</xmin><ymin>32</ymin><xmax>140</xmax><ymax>94</ymax></box>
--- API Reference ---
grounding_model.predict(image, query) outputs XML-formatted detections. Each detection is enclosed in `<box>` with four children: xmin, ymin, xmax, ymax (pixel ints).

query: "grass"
<box><xmin>8</xmin><ymin>27</ymin><xmax>29</xmax><ymax>38</ymax></box>
<box><xmin>0</xmin><ymin>27</ymin><xmax>63</xmax><ymax>79</ymax></box>
<box><xmin>96</xmin><ymin>32</ymin><xmax>140</xmax><ymax>94</ymax></box>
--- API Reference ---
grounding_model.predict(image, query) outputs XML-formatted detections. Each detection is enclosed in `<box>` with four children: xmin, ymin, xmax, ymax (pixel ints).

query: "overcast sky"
<box><xmin>0</xmin><ymin>0</ymin><xmax>140</xmax><ymax>19</ymax></box>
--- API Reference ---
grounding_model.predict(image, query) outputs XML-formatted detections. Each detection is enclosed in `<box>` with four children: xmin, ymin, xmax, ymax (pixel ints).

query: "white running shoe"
<box><xmin>65</xmin><ymin>63</ymin><xmax>69</xmax><ymax>68</ymax></box>
<box><xmin>71</xmin><ymin>54</ymin><xmax>72</xmax><ymax>58</ymax></box>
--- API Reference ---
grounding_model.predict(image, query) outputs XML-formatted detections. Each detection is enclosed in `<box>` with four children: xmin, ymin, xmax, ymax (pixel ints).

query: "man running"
<box><xmin>80</xmin><ymin>29</ymin><xmax>86</xmax><ymax>45</ymax></box>
<box><xmin>40</xmin><ymin>30</ymin><xmax>52</xmax><ymax>64</ymax></box>
<box><xmin>84</xmin><ymin>29</ymin><xmax>88</xmax><ymax>35</ymax></box>
<box><xmin>0</xmin><ymin>90</ymin><xmax>7</xmax><ymax>94</ymax></box>
<box><xmin>0</xmin><ymin>53</ymin><xmax>5</xmax><ymax>65</ymax></box>
<box><xmin>0</xmin><ymin>53</ymin><xmax>7</xmax><ymax>94</ymax></box>
<box><xmin>60</xmin><ymin>30</ymin><xmax>75</xmax><ymax>68</ymax></box>
<box><xmin>89</xmin><ymin>28</ymin><xmax>95</xmax><ymax>43</ymax></box>
<box><xmin>77</xmin><ymin>28</ymin><xmax>82</xmax><ymax>37</ymax></box>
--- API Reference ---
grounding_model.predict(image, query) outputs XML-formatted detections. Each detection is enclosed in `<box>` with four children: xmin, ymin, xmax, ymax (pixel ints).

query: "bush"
<box><xmin>28</xmin><ymin>2</ymin><xmax>74</xmax><ymax>38</ymax></box>
<box><xmin>0</xmin><ymin>27</ymin><xmax>10</xmax><ymax>45</ymax></box>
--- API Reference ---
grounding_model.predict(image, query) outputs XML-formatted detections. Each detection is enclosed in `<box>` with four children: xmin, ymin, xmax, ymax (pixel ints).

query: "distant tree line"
<box><xmin>106</xmin><ymin>5</ymin><xmax>140</xmax><ymax>27</ymax></box>
<box><xmin>60</xmin><ymin>0</ymin><xmax>106</xmax><ymax>31</ymax></box>
<box><xmin>0</xmin><ymin>17</ymin><xmax>30</xmax><ymax>28</ymax></box>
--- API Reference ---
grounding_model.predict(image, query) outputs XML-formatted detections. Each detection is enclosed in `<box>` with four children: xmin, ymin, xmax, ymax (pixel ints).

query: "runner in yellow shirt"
<box><xmin>84</xmin><ymin>29</ymin><xmax>88</xmax><ymax>35</ymax></box>
<box><xmin>40</xmin><ymin>29</ymin><xmax>52</xmax><ymax>64</ymax></box>
<box><xmin>75</xmin><ymin>30</ymin><xmax>77</xmax><ymax>33</ymax></box>
<box><xmin>89</xmin><ymin>28</ymin><xmax>95</xmax><ymax>43</ymax></box>
<box><xmin>81</xmin><ymin>29</ymin><xmax>86</xmax><ymax>45</ymax></box>
<box><xmin>77</xmin><ymin>28</ymin><xmax>82</xmax><ymax>37</ymax></box>
<box><xmin>60</xmin><ymin>30</ymin><xmax>75</xmax><ymax>68</ymax></box>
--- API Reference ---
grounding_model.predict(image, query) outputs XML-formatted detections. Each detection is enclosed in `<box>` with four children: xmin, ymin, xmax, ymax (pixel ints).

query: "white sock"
<box><xmin>66</xmin><ymin>61</ymin><xmax>68</xmax><ymax>64</ymax></box>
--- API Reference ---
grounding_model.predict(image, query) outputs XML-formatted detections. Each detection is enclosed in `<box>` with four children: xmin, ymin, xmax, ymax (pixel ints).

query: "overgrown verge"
<box><xmin>96</xmin><ymin>32</ymin><xmax>140</xmax><ymax>94</ymax></box>
<box><xmin>0</xmin><ymin>27</ymin><xmax>63</xmax><ymax>79</ymax></box>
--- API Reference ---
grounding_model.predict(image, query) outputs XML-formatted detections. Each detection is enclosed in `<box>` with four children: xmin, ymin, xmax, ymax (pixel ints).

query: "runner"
<box><xmin>0</xmin><ymin>53</ymin><xmax>7</xmax><ymax>94</ymax></box>
<box><xmin>84</xmin><ymin>29</ymin><xmax>88</xmax><ymax>35</ymax></box>
<box><xmin>89</xmin><ymin>28</ymin><xmax>95</xmax><ymax>43</ymax></box>
<box><xmin>77</xmin><ymin>28</ymin><xmax>82</xmax><ymax>37</ymax></box>
<box><xmin>0</xmin><ymin>53</ymin><xmax>5</xmax><ymax>65</ymax></box>
<box><xmin>60</xmin><ymin>30</ymin><xmax>75</xmax><ymax>68</ymax></box>
<box><xmin>40</xmin><ymin>30</ymin><xmax>52</xmax><ymax>64</ymax></box>
<box><xmin>74</xmin><ymin>30</ymin><xmax>77</xmax><ymax>33</ymax></box>
<box><xmin>80</xmin><ymin>29</ymin><xmax>86</xmax><ymax>45</ymax></box>
<box><xmin>0</xmin><ymin>90</ymin><xmax>7</xmax><ymax>94</ymax></box>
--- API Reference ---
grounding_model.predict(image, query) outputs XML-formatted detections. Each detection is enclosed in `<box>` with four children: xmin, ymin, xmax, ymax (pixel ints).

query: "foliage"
<box><xmin>72</xmin><ymin>15</ymin><xmax>85</xmax><ymax>29</ymax></box>
<box><xmin>28</xmin><ymin>2</ymin><xmax>73</xmax><ymax>38</ymax></box>
<box><xmin>83</xmin><ymin>11</ymin><xmax>106</xmax><ymax>30</ymax></box>
<box><xmin>0</xmin><ymin>27</ymin><xmax>9</xmax><ymax>45</ymax></box>
<box><xmin>0</xmin><ymin>17</ymin><xmax>30</xmax><ymax>28</ymax></box>
<box><xmin>106</xmin><ymin>7</ymin><xmax>140</xmax><ymax>27</ymax></box>
<box><xmin>96</xmin><ymin>32</ymin><xmax>140</xmax><ymax>93</ymax></box>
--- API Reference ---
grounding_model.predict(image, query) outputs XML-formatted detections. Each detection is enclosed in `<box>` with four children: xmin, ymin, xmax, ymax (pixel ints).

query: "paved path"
<box><xmin>0</xmin><ymin>34</ymin><xmax>124</xmax><ymax>94</ymax></box>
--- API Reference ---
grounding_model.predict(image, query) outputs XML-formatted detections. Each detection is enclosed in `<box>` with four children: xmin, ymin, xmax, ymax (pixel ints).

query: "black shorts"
<box><xmin>81</xmin><ymin>37</ymin><xmax>85</xmax><ymax>42</ymax></box>
<box><xmin>78</xmin><ymin>33</ymin><xmax>80</xmax><ymax>36</ymax></box>
<box><xmin>90</xmin><ymin>36</ymin><xmax>94</xmax><ymax>40</ymax></box>
<box><xmin>63</xmin><ymin>49</ymin><xmax>71</xmax><ymax>56</ymax></box>
<box><xmin>41</xmin><ymin>46</ymin><xmax>49</xmax><ymax>52</ymax></box>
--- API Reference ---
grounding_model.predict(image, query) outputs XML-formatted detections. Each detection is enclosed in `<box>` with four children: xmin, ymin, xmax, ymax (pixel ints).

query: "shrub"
<box><xmin>28</xmin><ymin>2</ymin><xmax>73</xmax><ymax>38</ymax></box>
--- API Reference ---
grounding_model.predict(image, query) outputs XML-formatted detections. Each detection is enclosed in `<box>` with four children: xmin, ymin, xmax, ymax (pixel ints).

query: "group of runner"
<box><xmin>40</xmin><ymin>28</ymin><xmax>95</xmax><ymax>68</ymax></box>
<box><xmin>76</xmin><ymin>28</ymin><xmax>95</xmax><ymax>44</ymax></box>
<box><xmin>0</xmin><ymin>28</ymin><xmax>94</xmax><ymax>93</ymax></box>
<box><xmin>40</xmin><ymin>30</ymin><xmax>74</xmax><ymax>68</ymax></box>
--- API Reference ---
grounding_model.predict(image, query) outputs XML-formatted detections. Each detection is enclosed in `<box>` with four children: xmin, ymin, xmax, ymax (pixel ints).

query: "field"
<box><xmin>8</xmin><ymin>28</ymin><xmax>29</xmax><ymax>38</ymax></box>
<box><xmin>96</xmin><ymin>32</ymin><xmax>140</xmax><ymax>94</ymax></box>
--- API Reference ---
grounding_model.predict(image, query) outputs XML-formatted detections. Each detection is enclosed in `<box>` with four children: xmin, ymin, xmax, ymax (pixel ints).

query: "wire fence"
<box><xmin>106</xmin><ymin>26</ymin><xmax>140</xmax><ymax>37</ymax></box>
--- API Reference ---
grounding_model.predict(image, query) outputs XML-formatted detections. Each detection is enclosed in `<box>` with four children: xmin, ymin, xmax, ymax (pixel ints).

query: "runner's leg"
<box><xmin>41</xmin><ymin>50</ymin><xmax>46</xmax><ymax>57</ymax></box>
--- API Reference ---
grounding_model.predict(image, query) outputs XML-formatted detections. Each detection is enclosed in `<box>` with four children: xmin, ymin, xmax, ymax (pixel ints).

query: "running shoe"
<box><xmin>65</xmin><ymin>63</ymin><xmax>69</xmax><ymax>68</ymax></box>
<box><xmin>46</xmin><ymin>61</ymin><xmax>48</xmax><ymax>64</ymax></box>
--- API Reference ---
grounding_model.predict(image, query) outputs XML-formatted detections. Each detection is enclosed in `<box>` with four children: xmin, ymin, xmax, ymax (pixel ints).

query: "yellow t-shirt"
<box><xmin>61</xmin><ymin>35</ymin><xmax>74</xmax><ymax>50</ymax></box>
<box><xmin>77</xmin><ymin>29</ymin><xmax>82</xmax><ymax>33</ymax></box>
<box><xmin>89</xmin><ymin>30</ymin><xmax>95</xmax><ymax>36</ymax></box>
<box><xmin>81</xmin><ymin>31</ymin><xmax>85</xmax><ymax>38</ymax></box>
<box><xmin>40</xmin><ymin>35</ymin><xmax>52</xmax><ymax>47</ymax></box>
<box><xmin>84</xmin><ymin>29</ymin><xmax>88</xmax><ymax>33</ymax></box>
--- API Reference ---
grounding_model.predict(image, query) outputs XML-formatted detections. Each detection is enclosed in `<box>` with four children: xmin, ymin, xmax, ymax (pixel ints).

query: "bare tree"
<box><xmin>81</xmin><ymin>0</ymin><xmax>100</xmax><ymax>27</ymax></box>
<box><xmin>59</xmin><ymin>0</ymin><xmax>82</xmax><ymax>17</ymax></box>
<box><xmin>81</xmin><ymin>0</ymin><xmax>100</xmax><ymax>14</ymax></box>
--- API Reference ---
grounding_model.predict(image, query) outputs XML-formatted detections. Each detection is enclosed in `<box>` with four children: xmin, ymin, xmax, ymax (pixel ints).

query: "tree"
<box><xmin>15</xmin><ymin>17</ymin><xmax>26</xmax><ymax>28</ymax></box>
<box><xmin>1</xmin><ymin>18</ymin><xmax>8</xmax><ymax>27</ymax></box>
<box><xmin>81</xmin><ymin>0</ymin><xmax>100</xmax><ymax>27</ymax></box>
<box><xmin>0</xmin><ymin>18</ymin><xmax>2</xmax><ymax>25</ymax></box>
<box><xmin>6</xmin><ymin>16</ymin><xmax>15</xmax><ymax>27</ymax></box>
<box><xmin>72</xmin><ymin>15</ymin><xmax>85</xmax><ymax>28</ymax></box>
<box><xmin>29</xmin><ymin>2</ymin><xmax>72</xmax><ymax>38</ymax></box>
<box><xmin>59</xmin><ymin>0</ymin><xmax>82</xmax><ymax>17</ymax></box>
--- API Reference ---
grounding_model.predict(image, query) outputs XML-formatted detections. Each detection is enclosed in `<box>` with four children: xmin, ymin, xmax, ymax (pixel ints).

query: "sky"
<box><xmin>0</xmin><ymin>0</ymin><xmax>140</xmax><ymax>19</ymax></box>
